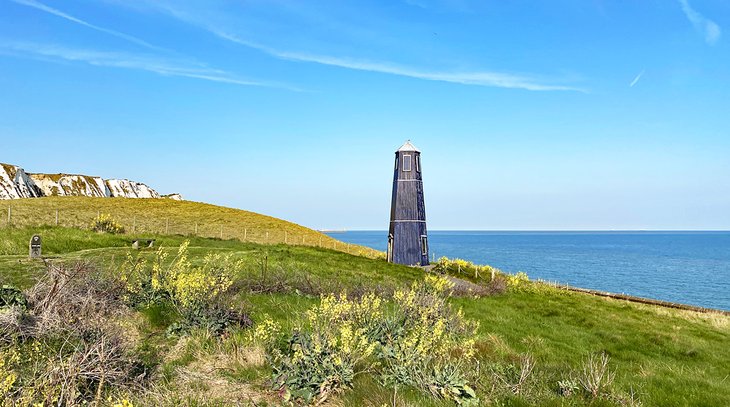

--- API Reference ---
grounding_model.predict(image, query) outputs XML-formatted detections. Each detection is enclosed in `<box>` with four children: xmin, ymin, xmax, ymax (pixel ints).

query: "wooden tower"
<box><xmin>387</xmin><ymin>140</ymin><xmax>429</xmax><ymax>266</ymax></box>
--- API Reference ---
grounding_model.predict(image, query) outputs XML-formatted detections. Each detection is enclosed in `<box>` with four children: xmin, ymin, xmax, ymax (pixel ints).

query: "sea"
<box><xmin>325</xmin><ymin>231</ymin><xmax>730</xmax><ymax>311</ymax></box>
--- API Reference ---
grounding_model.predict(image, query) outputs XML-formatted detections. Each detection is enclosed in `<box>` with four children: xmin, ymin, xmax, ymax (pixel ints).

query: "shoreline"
<box><xmin>540</xmin><ymin>280</ymin><xmax>730</xmax><ymax>316</ymax></box>
<box><xmin>327</xmin><ymin>230</ymin><xmax>730</xmax><ymax>314</ymax></box>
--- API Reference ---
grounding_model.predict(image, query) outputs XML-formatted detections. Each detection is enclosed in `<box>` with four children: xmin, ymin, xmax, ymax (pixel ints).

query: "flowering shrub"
<box><xmin>257</xmin><ymin>294</ymin><xmax>379</xmax><ymax>404</ymax></box>
<box><xmin>258</xmin><ymin>275</ymin><xmax>480</xmax><ymax>405</ymax></box>
<box><xmin>110</xmin><ymin>397</ymin><xmax>135</xmax><ymax>407</ymax></box>
<box><xmin>0</xmin><ymin>345</ymin><xmax>53</xmax><ymax>405</ymax></box>
<box><xmin>123</xmin><ymin>241</ymin><xmax>235</xmax><ymax>308</ymax></box>
<box><xmin>122</xmin><ymin>242</ymin><xmax>246</xmax><ymax>335</ymax></box>
<box><xmin>384</xmin><ymin>275</ymin><xmax>479</xmax><ymax>404</ymax></box>
<box><xmin>0</xmin><ymin>347</ymin><xmax>19</xmax><ymax>401</ymax></box>
<box><xmin>433</xmin><ymin>256</ymin><xmax>498</xmax><ymax>280</ymax></box>
<box><xmin>90</xmin><ymin>213</ymin><xmax>125</xmax><ymax>234</ymax></box>
<box><xmin>506</xmin><ymin>272</ymin><xmax>531</xmax><ymax>292</ymax></box>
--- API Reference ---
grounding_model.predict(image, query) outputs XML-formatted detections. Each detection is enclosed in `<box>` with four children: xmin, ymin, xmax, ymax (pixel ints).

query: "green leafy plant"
<box><xmin>0</xmin><ymin>285</ymin><xmax>27</xmax><ymax>309</ymax></box>
<box><xmin>558</xmin><ymin>377</ymin><xmax>580</xmax><ymax>397</ymax></box>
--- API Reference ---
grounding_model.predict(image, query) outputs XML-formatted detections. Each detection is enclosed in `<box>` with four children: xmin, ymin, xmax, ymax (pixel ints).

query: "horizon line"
<box><xmin>321</xmin><ymin>229</ymin><xmax>730</xmax><ymax>232</ymax></box>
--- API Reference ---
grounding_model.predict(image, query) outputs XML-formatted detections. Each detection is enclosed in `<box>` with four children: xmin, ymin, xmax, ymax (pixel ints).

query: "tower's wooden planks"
<box><xmin>387</xmin><ymin>141</ymin><xmax>429</xmax><ymax>266</ymax></box>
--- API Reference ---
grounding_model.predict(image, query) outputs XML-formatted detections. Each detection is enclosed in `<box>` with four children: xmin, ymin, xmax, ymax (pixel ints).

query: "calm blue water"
<box><xmin>325</xmin><ymin>231</ymin><xmax>730</xmax><ymax>311</ymax></box>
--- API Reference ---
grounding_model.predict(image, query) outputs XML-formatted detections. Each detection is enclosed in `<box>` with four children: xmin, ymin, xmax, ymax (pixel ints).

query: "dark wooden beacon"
<box><xmin>387</xmin><ymin>140</ymin><xmax>429</xmax><ymax>266</ymax></box>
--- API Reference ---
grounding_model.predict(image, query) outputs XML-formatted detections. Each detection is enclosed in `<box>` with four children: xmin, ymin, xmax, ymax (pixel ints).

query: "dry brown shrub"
<box><xmin>2</xmin><ymin>261</ymin><xmax>143</xmax><ymax>405</ymax></box>
<box><xmin>22</xmin><ymin>260</ymin><xmax>127</xmax><ymax>337</ymax></box>
<box><xmin>485</xmin><ymin>275</ymin><xmax>508</xmax><ymax>295</ymax></box>
<box><xmin>579</xmin><ymin>352</ymin><xmax>615</xmax><ymax>399</ymax></box>
<box><xmin>39</xmin><ymin>333</ymin><xmax>138</xmax><ymax>405</ymax></box>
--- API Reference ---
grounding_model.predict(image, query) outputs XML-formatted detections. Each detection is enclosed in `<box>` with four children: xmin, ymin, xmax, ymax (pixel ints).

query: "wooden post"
<box><xmin>244</xmin><ymin>228</ymin><xmax>247</xmax><ymax>241</ymax></box>
<box><xmin>266</xmin><ymin>231</ymin><xmax>269</xmax><ymax>242</ymax></box>
<box><xmin>284</xmin><ymin>231</ymin><xmax>287</xmax><ymax>244</ymax></box>
<box><xmin>165</xmin><ymin>218</ymin><xmax>169</xmax><ymax>234</ymax></box>
<box><xmin>194</xmin><ymin>223</ymin><xmax>198</xmax><ymax>235</ymax></box>
<box><xmin>55</xmin><ymin>209</ymin><xmax>59</xmax><ymax>226</ymax></box>
<box><xmin>491</xmin><ymin>268</ymin><xmax>495</xmax><ymax>281</ymax></box>
<box><xmin>302</xmin><ymin>236</ymin><xmax>305</xmax><ymax>244</ymax></box>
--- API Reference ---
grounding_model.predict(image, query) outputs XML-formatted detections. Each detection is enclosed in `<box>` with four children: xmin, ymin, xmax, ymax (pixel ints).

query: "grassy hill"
<box><xmin>1</xmin><ymin>203</ymin><xmax>728</xmax><ymax>406</ymax></box>
<box><xmin>1</xmin><ymin>197</ymin><xmax>380</xmax><ymax>257</ymax></box>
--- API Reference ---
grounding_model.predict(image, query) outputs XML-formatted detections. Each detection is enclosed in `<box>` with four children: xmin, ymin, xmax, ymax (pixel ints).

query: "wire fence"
<box><xmin>1</xmin><ymin>204</ymin><xmax>378</xmax><ymax>257</ymax></box>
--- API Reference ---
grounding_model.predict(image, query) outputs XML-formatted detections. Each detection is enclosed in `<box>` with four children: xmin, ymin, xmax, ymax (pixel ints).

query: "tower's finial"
<box><xmin>397</xmin><ymin>140</ymin><xmax>420</xmax><ymax>152</ymax></box>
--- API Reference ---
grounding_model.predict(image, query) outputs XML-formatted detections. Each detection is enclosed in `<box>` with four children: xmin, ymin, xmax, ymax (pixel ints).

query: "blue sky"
<box><xmin>1</xmin><ymin>0</ymin><xmax>728</xmax><ymax>230</ymax></box>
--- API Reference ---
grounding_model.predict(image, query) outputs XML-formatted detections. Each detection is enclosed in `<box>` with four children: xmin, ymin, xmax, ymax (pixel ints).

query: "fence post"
<box><xmin>302</xmin><ymin>236</ymin><xmax>305</xmax><ymax>245</ymax></box>
<box><xmin>266</xmin><ymin>231</ymin><xmax>269</xmax><ymax>242</ymax></box>
<box><xmin>244</xmin><ymin>228</ymin><xmax>247</xmax><ymax>241</ymax></box>
<box><xmin>194</xmin><ymin>223</ymin><xmax>198</xmax><ymax>235</ymax></box>
<box><xmin>284</xmin><ymin>231</ymin><xmax>287</xmax><ymax>244</ymax></box>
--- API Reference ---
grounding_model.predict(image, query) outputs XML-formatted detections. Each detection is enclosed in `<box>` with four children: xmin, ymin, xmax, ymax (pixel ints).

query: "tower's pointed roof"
<box><xmin>397</xmin><ymin>140</ymin><xmax>420</xmax><ymax>153</ymax></box>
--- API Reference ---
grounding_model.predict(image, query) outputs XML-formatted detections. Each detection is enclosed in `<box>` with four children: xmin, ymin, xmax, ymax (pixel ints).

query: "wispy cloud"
<box><xmin>196</xmin><ymin>28</ymin><xmax>583</xmax><ymax>92</ymax></box>
<box><xmin>629</xmin><ymin>70</ymin><xmax>645</xmax><ymax>87</ymax></box>
<box><xmin>678</xmin><ymin>0</ymin><xmax>721</xmax><ymax>45</ymax></box>
<box><xmin>9</xmin><ymin>0</ymin><xmax>164</xmax><ymax>51</ymax></box>
<box><xmin>116</xmin><ymin>2</ymin><xmax>581</xmax><ymax>92</ymax></box>
<box><xmin>274</xmin><ymin>50</ymin><xmax>580</xmax><ymax>91</ymax></box>
<box><xmin>0</xmin><ymin>41</ymin><xmax>298</xmax><ymax>90</ymax></box>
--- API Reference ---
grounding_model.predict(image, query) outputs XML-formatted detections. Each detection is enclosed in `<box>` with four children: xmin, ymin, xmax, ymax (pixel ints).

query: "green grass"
<box><xmin>0</xmin><ymin>226</ymin><xmax>420</xmax><ymax>293</ymax></box>
<box><xmin>1</xmin><ymin>197</ymin><xmax>380</xmax><ymax>257</ymax></box>
<box><xmin>454</xmin><ymin>292</ymin><xmax>730</xmax><ymax>406</ymax></box>
<box><xmin>1</xmin><ymin>222</ymin><xmax>729</xmax><ymax>406</ymax></box>
<box><xmin>236</xmin><ymin>290</ymin><xmax>730</xmax><ymax>406</ymax></box>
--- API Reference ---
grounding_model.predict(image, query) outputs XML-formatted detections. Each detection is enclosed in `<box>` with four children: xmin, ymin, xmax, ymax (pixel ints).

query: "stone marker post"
<box><xmin>29</xmin><ymin>235</ymin><xmax>42</xmax><ymax>258</ymax></box>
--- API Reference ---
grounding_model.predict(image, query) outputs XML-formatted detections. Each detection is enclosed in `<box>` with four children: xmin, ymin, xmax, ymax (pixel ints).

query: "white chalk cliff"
<box><xmin>0</xmin><ymin>163</ymin><xmax>180</xmax><ymax>200</ymax></box>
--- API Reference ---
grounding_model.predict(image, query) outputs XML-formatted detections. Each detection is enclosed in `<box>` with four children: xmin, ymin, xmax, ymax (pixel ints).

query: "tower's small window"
<box><xmin>403</xmin><ymin>154</ymin><xmax>411</xmax><ymax>171</ymax></box>
<box><xmin>416</xmin><ymin>155</ymin><xmax>420</xmax><ymax>172</ymax></box>
<box><xmin>421</xmin><ymin>235</ymin><xmax>428</xmax><ymax>255</ymax></box>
